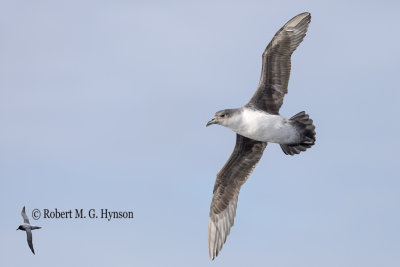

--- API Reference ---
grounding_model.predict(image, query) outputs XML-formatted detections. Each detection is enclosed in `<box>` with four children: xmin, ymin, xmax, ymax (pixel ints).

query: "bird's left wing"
<box><xmin>247</xmin><ymin>12</ymin><xmax>311</xmax><ymax>114</ymax></box>
<box><xmin>209</xmin><ymin>134</ymin><xmax>266</xmax><ymax>260</ymax></box>
<box><xmin>26</xmin><ymin>229</ymin><xmax>35</xmax><ymax>254</ymax></box>
<box><xmin>21</xmin><ymin>206</ymin><xmax>30</xmax><ymax>224</ymax></box>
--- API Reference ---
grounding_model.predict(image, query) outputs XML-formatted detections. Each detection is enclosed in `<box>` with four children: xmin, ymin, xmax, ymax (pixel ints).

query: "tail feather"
<box><xmin>280</xmin><ymin>111</ymin><xmax>316</xmax><ymax>155</ymax></box>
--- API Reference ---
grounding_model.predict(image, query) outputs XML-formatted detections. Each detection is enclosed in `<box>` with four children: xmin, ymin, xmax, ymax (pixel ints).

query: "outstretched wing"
<box><xmin>208</xmin><ymin>134</ymin><xmax>266</xmax><ymax>260</ymax></box>
<box><xmin>248</xmin><ymin>12</ymin><xmax>311</xmax><ymax>114</ymax></box>
<box><xmin>21</xmin><ymin>206</ymin><xmax>30</xmax><ymax>224</ymax></box>
<box><xmin>26</xmin><ymin>229</ymin><xmax>35</xmax><ymax>254</ymax></box>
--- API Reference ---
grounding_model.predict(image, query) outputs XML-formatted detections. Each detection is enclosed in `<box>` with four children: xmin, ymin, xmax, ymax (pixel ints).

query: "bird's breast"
<box><xmin>228</xmin><ymin>109</ymin><xmax>299</xmax><ymax>144</ymax></box>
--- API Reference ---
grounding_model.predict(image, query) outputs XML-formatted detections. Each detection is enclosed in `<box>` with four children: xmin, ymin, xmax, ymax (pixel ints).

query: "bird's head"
<box><xmin>16</xmin><ymin>225</ymin><xmax>23</xmax><ymax>231</ymax></box>
<box><xmin>206</xmin><ymin>109</ymin><xmax>240</xmax><ymax>127</ymax></box>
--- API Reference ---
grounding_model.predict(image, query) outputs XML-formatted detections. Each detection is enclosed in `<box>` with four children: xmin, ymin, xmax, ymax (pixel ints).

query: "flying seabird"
<box><xmin>17</xmin><ymin>206</ymin><xmax>42</xmax><ymax>254</ymax></box>
<box><xmin>206</xmin><ymin>12</ymin><xmax>316</xmax><ymax>260</ymax></box>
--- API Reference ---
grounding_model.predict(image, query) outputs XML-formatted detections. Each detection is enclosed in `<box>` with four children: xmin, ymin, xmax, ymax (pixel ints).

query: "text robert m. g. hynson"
<box><xmin>32</xmin><ymin>208</ymin><xmax>134</xmax><ymax>221</ymax></box>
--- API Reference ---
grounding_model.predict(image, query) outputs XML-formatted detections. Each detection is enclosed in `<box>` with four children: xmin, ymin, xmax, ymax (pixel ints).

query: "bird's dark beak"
<box><xmin>16</xmin><ymin>228</ymin><xmax>19</xmax><ymax>231</ymax></box>
<box><xmin>206</xmin><ymin>118</ymin><xmax>216</xmax><ymax>127</ymax></box>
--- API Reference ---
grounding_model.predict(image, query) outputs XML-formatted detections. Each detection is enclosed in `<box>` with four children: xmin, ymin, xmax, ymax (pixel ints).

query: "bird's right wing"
<box><xmin>26</xmin><ymin>229</ymin><xmax>35</xmax><ymax>254</ymax></box>
<box><xmin>21</xmin><ymin>206</ymin><xmax>30</xmax><ymax>224</ymax></box>
<box><xmin>209</xmin><ymin>134</ymin><xmax>266</xmax><ymax>260</ymax></box>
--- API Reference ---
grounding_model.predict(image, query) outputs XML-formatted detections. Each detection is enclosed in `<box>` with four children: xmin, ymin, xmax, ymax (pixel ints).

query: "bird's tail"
<box><xmin>280</xmin><ymin>111</ymin><xmax>316</xmax><ymax>155</ymax></box>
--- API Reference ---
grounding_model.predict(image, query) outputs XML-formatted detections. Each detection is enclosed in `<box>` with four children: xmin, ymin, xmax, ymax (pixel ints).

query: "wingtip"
<box><xmin>286</xmin><ymin>12</ymin><xmax>311</xmax><ymax>28</ymax></box>
<box><xmin>208</xmin><ymin>217</ymin><xmax>221</xmax><ymax>260</ymax></box>
<box><xmin>209</xmin><ymin>249</ymin><xmax>217</xmax><ymax>260</ymax></box>
<box><xmin>297</xmin><ymin>12</ymin><xmax>311</xmax><ymax>18</ymax></box>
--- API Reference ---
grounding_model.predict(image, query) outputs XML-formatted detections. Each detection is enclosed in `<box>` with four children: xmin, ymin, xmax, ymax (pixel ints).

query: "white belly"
<box><xmin>227</xmin><ymin>109</ymin><xmax>300</xmax><ymax>144</ymax></box>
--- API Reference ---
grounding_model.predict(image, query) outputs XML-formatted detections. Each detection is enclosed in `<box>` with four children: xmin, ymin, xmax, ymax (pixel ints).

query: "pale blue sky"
<box><xmin>1</xmin><ymin>1</ymin><xmax>399</xmax><ymax>266</ymax></box>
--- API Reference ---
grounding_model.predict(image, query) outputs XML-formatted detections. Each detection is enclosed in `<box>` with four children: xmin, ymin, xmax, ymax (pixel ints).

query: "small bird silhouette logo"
<box><xmin>16</xmin><ymin>206</ymin><xmax>41</xmax><ymax>254</ymax></box>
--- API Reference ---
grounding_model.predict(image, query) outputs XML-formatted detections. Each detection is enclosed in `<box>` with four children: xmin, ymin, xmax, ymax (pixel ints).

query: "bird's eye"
<box><xmin>220</xmin><ymin>114</ymin><xmax>225</xmax><ymax>118</ymax></box>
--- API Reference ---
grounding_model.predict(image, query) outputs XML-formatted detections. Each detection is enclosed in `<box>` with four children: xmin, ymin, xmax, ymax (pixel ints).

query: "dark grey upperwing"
<box><xmin>21</xmin><ymin>206</ymin><xmax>30</xmax><ymax>224</ymax></box>
<box><xmin>26</xmin><ymin>229</ymin><xmax>35</xmax><ymax>254</ymax></box>
<box><xmin>247</xmin><ymin>12</ymin><xmax>311</xmax><ymax>114</ymax></box>
<box><xmin>208</xmin><ymin>134</ymin><xmax>267</xmax><ymax>260</ymax></box>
